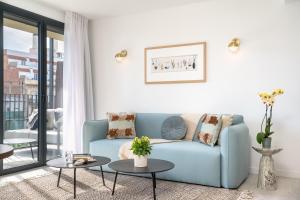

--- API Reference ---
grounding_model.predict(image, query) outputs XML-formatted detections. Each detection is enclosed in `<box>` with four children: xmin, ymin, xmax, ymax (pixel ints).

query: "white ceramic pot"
<box><xmin>133</xmin><ymin>155</ymin><xmax>148</xmax><ymax>167</ymax></box>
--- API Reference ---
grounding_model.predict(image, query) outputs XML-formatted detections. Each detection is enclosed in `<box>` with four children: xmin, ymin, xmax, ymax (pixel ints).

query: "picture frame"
<box><xmin>144</xmin><ymin>42</ymin><xmax>206</xmax><ymax>84</ymax></box>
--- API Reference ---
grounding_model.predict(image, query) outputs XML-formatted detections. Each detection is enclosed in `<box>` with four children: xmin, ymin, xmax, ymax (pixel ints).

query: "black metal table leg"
<box><xmin>100</xmin><ymin>166</ymin><xmax>106</xmax><ymax>186</ymax></box>
<box><xmin>152</xmin><ymin>172</ymin><xmax>156</xmax><ymax>200</ymax></box>
<box><xmin>112</xmin><ymin>172</ymin><xmax>118</xmax><ymax>195</ymax></box>
<box><xmin>74</xmin><ymin>168</ymin><xmax>77</xmax><ymax>199</ymax></box>
<box><xmin>57</xmin><ymin>168</ymin><xmax>62</xmax><ymax>187</ymax></box>
<box><xmin>29</xmin><ymin>143</ymin><xmax>34</xmax><ymax>160</ymax></box>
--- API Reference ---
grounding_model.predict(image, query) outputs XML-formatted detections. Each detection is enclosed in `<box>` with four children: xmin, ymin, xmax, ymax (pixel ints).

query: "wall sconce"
<box><xmin>115</xmin><ymin>50</ymin><xmax>127</xmax><ymax>63</ymax></box>
<box><xmin>228</xmin><ymin>38</ymin><xmax>240</xmax><ymax>53</ymax></box>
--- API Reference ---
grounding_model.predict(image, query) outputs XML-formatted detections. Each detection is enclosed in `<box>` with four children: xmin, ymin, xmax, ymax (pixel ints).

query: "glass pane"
<box><xmin>3</xmin><ymin>17</ymin><xmax>39</xmax><ymax>169</ymax></box>
<box><xmin>46</xmin><ymin>31</ymin><xmax>64</xmax><ymax>160</ymax></box>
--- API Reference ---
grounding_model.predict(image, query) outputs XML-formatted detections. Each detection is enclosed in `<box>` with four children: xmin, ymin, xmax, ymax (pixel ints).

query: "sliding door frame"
<box><xmin>0</xmin><ymin>2</ymin><xmax>64</xmax><ymax>175</ymax></box>
<box><xmin>0</xmin><ymin>5</ymin><xmax>4</xmax><ymax>174</ymax></box>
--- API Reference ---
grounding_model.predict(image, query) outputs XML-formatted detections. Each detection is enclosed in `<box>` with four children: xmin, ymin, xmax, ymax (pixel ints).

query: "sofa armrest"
<box><xmin>220</xmin><ymin>123</ymin><xmax>250</xmax><ymax>188</ymax></box>
<box><xmin>82</xmin><ymin>120</ymin><xmax>108</xmax><ymax>153</ymax></box>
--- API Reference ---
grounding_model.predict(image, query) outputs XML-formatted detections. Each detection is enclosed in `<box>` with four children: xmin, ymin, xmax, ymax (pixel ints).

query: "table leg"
<box><xmin>57</xmin><ymin>168</ymin><xmax>62</xmax><ymax>187</ymax></box>
<box><xmin>112</xmin><ymin>172</ymin><xmax>118</xmax><ymax>195</ymax></box>
<box><xmin>152</xmin><ymin>172</ymin><xmax>156</xmax><ymax>200</ymax></box>
<box><xmin>74</xmin><ymin>168</ymin><xmax>77</xmax><ymax>199</ymax></box>
<box><xmin>257</xmin><ymin>155</ymin><xmax>277</xmax><ymax>190</ymax></box>
<box><xmin>100</xmin><ymin>166</ymin><xmax>106</xmax><ymax>186</ymax></box>
<box><xmin>29</xmin><ymin>143</ymin><xmax>34</xmax><ymax>160</ymax></box>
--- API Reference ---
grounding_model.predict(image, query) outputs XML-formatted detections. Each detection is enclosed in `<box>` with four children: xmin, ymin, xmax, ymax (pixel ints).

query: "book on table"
<box><xmin>73</xmin><ymin>154</ymin><xmax>97</xmax><ymax>165</ymax></box>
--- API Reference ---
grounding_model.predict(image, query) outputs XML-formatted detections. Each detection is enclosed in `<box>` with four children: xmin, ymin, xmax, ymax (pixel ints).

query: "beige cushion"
<box><xmin>217</xmin><ymin>114</ymin><xmax>233</xmax><ymax>145</ymax></box>
<box><xmin>181</xmin><ymin>113</ymin><xmax>203</xmax><ymax>141</ymax></box>
<box><xmin>107</xmin><ymin>112</ymin><xmax>136</xmax><ymax>139</ymax></box>
<box><xmin>46</xmin><ymin>109</ymin><xmax>56</xmax><ymax>130</ymax></box>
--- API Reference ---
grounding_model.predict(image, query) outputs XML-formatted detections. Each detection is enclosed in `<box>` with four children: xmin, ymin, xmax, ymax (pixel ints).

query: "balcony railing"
<box><xmin>4</xmin><ymin>94</ymin><xmax>55</xmax><ymax>130</ymax></box>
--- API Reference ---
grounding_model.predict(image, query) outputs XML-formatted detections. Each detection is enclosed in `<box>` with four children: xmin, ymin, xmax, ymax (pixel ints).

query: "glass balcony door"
<box><xmin>2</xmin><ymin>16</ymin><xmax>41</xmax><ymax>171</ymax></box>
<box><xmin>0</xmin><ymin>2</ymin><xmax>64</xmax><ymax>175</ymax></box>
<box><xmin>46</xmin><ymin>30</ymin><xmax>64</xmax><ymax>160</ymax></box>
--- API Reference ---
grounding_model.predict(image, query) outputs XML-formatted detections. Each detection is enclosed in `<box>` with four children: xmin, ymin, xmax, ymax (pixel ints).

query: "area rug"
<box><xmin>0</xmin><ymin>168</ymin><xmax>253</xmax><ymax>200</ymax></box>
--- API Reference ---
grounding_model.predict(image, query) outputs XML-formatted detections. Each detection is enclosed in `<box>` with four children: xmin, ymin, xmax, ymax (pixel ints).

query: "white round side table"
<box><xmin>252</xmin><ymin>147</ymin><xmax>282</xmax><ymax>190</ymax></box>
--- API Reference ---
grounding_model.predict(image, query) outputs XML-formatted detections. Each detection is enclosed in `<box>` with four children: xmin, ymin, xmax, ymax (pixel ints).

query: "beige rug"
<box><xmin>0</xmin><ymin>168</ymin><xmax>253</xmax><ymax>200</ymax></box>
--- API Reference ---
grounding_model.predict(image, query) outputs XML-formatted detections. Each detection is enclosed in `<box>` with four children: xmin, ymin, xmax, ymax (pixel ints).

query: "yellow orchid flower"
<box><xmin>272</xmin><ymin>89</ymin><xmax>284</xmax><ymax>96</ymax></box>
<box><xmin>258</xmin><ymin>89</ymin><xmax>284</xmax><ymax>106</ymax></box>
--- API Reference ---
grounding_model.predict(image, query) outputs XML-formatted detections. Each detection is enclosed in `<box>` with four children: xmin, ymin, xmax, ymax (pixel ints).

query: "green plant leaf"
<box><xmin>130</xmin><ymin>136</ymin><xmax>152</xmax><ymax>156</ymax></box>
<box><xmin>256</xmin><ymin>132</ymin><xmax>265</xmax><ymax>144</ymax></box>
<box><xmin>268</xmin><ymin>131</ymin><xmax>274</xmax><ymax>136</ymax></box>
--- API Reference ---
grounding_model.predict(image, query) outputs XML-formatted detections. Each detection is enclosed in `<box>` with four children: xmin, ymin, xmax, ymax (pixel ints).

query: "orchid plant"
<box><xmin>256</xmin><ymin>89</ymin><xmax>284</xmax><ymax>145</ymax></box>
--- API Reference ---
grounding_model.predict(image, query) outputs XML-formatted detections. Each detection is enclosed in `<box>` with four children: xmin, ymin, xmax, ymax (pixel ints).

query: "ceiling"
<box><xmin>32</xmin><ymin>0</ymin><xmax>202</xmax><ymax>19</ymax></box>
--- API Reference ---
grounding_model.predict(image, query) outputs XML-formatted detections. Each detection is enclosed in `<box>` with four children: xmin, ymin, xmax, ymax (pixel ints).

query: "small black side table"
<box><xmin>0</xmin><ymin>144</ymin><xmax>14</xmax><ymax>160</ymax></box>
<box><xmin>46</xmin><ymin>156</ymin><xmax>111</xmax><ymax>199</ymax></box>
<box><xmin>4</xmin><ymin>138</ymin><xmax>36</xmax><ymax>159</ymax></box>
<box><xmin>109</xmin><ymin>159</ymin><xmax>174</xmax><ymax>200</ymax></box>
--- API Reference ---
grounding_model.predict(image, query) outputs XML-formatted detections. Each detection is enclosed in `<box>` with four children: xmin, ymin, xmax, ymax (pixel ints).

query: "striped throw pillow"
<box><xmin>107</xmin><ymin>113</ymin><xmax>136</xmax><ymax>139</ymax></box>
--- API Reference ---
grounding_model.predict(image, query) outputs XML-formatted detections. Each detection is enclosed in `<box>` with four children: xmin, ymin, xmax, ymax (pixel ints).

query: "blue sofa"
<box><xmin>82</xmin><ymin>113</ymin><xmax>250</xmax><ymax>189</ymax></box>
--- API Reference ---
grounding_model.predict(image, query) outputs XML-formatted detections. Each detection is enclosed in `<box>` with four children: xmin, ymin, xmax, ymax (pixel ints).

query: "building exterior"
<box><xmin>3</xmin><ymin>33</ymin><xmax>64</xmax><ymax>130</ymax></box>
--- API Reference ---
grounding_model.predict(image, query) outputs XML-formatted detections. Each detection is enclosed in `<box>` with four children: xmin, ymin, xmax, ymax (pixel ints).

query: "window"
<box><xmin>0</xmin><ymin>2</ymin><xmax>64</xmax><ymax>175</ymax></box>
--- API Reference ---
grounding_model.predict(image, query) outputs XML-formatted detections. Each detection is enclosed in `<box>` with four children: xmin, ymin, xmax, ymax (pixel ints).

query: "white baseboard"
<box><xmin>250</xmin><ymin>167</ymin><xmax>300</xmax><ymax>179</ymax></box>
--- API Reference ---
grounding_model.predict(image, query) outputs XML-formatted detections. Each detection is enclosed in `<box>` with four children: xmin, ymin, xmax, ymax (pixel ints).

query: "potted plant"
<box><xmin>130</xmin><ymin>136</ymin><xmax>152</xmax><ymax>167</ymax></box>
<box><xmin>256</xmin><ymin>89</ymin><xmax>284</xmax><ymax>148</ymax></box>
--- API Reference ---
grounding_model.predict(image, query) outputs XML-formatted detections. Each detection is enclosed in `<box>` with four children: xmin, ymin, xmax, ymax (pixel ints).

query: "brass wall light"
<box><xmin>115</xmin><ymin>50</ymin><xmax>128</xmax><ymax>63</ymax></box>
<box><xmin>228</xmin><ymin>38</ymin><xmax>240</xmax><ymax>53</ymax></box>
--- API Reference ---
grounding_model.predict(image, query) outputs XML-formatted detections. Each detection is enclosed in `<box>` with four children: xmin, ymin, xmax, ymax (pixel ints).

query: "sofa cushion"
<box><xmin>180</xmin><ymin>113</ymin><xmax>203</xmax><ymax>140</ymax></box>
<box><xmin>196</xmin><ymin>114</ymin><xmax>222</xmax><ymax>146</ymax></box>
<box><xmin>231</xmin><ymin>115</ymin><xmax>244</xmax><ymax>125</ymax></box>
<box><xmin>54</xmin><ymin>108</ymin><xmax>63</xmax><ymax>130</ymax></box>
<box><xmin>135</xmin><ymin>113</ymin><xmax>178</xmax><ymax>138</ymax></box>
<box><xmin>107</xmin><ymin>113</ymin><xmax>136</xmax><ymax>139</ymax></box>
<box><xmin>217</xmin><ymin>114</ymin><xmax>233</xmax><ymax>145</ymax></box>
<box><xmin>90</xmin><ymin>139</ymin><xmax>221</xmax><ymax>187</ymax></box>
<box><xmin>192</xmin><ymin>114</ymin><xmax>207</xmax><ymax>141</ymax></box>
<box><xmin>27</xmin><ymin>109</ymin><xmax>38</xmax><ymax>130</ymax></box>
<box><xmin>150</xmin><ymin>141</ymin><xmax>221</xmax><ymax>186</ymax></box>
<box><xmin>161</xmin><ymin>116</ymin><xmax>187</xmax><ymax>140</ymax></box>
<box><xmin>90</xmin><ymin>139</ymin><xmax>132</xmax><ymax>162</ymax></box>
<box><xmin>46</xmin><ymin>109</ymin><xmax>56</xmax><ymax>130</ymax></box>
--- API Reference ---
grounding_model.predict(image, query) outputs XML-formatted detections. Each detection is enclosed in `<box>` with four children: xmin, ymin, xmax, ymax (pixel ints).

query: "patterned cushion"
<box><xmin>192</xmin><ymin>114</ymin><xmax>207</xmax><ymax>141</ymax></box>
<box><xmin>27</xmin><ymin>109</ymin><xmax>38</xmax><ymax>130</ymax></box>
<box><xmin>107</xmin><ymin>113</ymin><xmax>136</xmax><ymax>139</ymax></box>
<box><xmin>196</xmin><ymin>114</ymin><xmax>222</xmax><ymax>146</ymax></box>
<box><xmin>161</xmin><ymin>116</ymin><xmax>187</xmax><ymax>140</ymax></box>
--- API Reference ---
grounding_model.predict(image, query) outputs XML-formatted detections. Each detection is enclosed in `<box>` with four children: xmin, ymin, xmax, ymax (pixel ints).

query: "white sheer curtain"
<box><xmin>63</xmin><ymin>11</ymin><xmax>94</xmax><ymax>153</ymax></box>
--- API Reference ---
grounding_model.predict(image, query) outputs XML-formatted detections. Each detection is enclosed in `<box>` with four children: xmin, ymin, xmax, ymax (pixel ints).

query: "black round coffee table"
<box><xmin>108</xmin><ymin>159</ymin><xmax>174</xmax><ymax>200</ymax></box>
<box><xmin>47</xmin><ymin>156</ymin><xmax>111</xmax><ymax>199</ymax></box>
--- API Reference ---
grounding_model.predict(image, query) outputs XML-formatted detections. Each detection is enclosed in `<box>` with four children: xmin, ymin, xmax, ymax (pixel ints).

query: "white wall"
<box><xmin>90</xmin><ymin>0</ymin><xmax>300</xmax><ymax>178</ymax></box>
<box><xmin>1</xmin><ymin>0</ymin><xmax>64</xmax><ymax>22</ymax></box>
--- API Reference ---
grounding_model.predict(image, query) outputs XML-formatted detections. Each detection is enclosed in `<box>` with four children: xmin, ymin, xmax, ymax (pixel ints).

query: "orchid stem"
<box><xmin>260</xmin><ymin>105</ymin><xmax>268</xmax><ymax>133</ymax></box>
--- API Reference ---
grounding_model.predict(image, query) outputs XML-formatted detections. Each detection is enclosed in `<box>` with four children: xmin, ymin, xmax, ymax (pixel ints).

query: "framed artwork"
<box><xmin>144</xmin><ymin>42</ymin><xmax>206</xmax><ymax>84</ymax></box>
